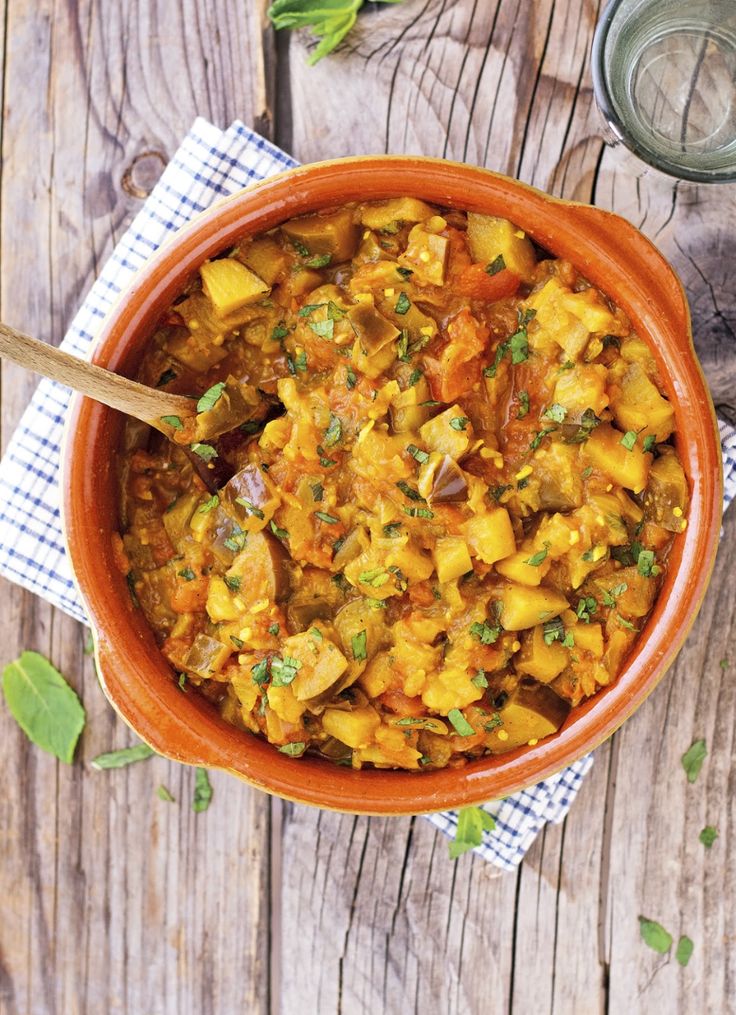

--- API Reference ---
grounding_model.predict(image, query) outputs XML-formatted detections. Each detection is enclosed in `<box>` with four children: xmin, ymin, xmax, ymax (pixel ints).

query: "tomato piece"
<box><xmin>379</xmin><ymin>689</ymin><xmax>426</xmax><ymax>717</ymax></box>
<box><xmin>424</xmin><ymin>308</ymin><xmax>489</xmax><ymax>402</ymax></box>
<box><xmin>454</xmin><ymin>263</ymin><xmax>520</xmax><ymax>301</ymax></box>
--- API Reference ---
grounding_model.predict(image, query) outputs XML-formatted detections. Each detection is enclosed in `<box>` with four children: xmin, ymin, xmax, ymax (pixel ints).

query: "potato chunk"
<box><xmin>610</xmin><ymin>362</ymin><xmax>675</xmax><ymax>443</ymax></box>
<box><xmin>419</xmin><ymin>405</ymin><xmax>474</xmax><ymax>459</ymax></box>
<box><xmin>515</xmin><ymin>625</ymin><xmax>568</xmax><ymax>682</ymax></box>
<box><xmin>322</xmin><ymin>706</ymin><xmax>381</xmax><ymax>749</ymax></box>
<box><xmin>582</xmin><ymin>424</ymin><xmax>651</xmax><ymax>493</ymax></box>
<box><xmin>200</xmin><ymin>259</ymin><xmax>270</xmax><ymax>316</ymax></box>
<box><xmin>466</xmin><ymin>214</ymin><xmax>537</xmax><ymax>281</ymax></box>
<box><xmin>285</xmin><ymin>631</ymin><xmax>350</xmax><ymax>703</ymax></box>
<box><xmin>486</xmin><ymin>684</ymin><xmax>571</xmax><ymax>752</ymax></box>
<box><xmin>498</xmin><ymin>583</ymin><xmax>568</xmax><ymax>630</ymax></box>
<box><xmin>433</xmin><ymin>537</ymin><xmax>473</xmax><ymax>583</ymax></box>
<box><xmin>463</xmin><ymin>508</ymin><xmax>516</xmax><ymax>565</ymax></box>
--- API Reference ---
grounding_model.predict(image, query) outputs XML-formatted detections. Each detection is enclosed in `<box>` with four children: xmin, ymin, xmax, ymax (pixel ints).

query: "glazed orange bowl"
<box><xmin>62</xmin><ymin>157</ymin><xmax>722</xmax><ymax>815</ymax></box>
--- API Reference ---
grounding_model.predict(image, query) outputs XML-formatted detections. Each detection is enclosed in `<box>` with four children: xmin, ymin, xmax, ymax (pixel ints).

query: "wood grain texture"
<box><xmin>1</xmin><ymin>0</ymin><xmax>734</xmax><ymax>1013</ymax></box>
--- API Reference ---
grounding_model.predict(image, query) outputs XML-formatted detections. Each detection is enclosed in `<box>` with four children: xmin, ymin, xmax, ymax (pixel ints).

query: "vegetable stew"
<box><xmin>116</xmin><ymin>197</ymin><xmax>688</xmax><ymax>770</ymax></box>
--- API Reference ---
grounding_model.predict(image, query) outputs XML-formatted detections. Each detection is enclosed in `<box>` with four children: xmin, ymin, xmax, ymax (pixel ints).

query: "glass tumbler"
<box><xmin>592</xmin><ymin>0</ymin><xmax>736</xmax><ymax>182</ymax></box>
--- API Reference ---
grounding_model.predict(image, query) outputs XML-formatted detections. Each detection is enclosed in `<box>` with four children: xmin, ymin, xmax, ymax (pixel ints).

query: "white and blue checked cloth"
<box><xmin>1</xmin><ymin>119</ymin><xmax>735</xmax><ymax>871</ymax></box>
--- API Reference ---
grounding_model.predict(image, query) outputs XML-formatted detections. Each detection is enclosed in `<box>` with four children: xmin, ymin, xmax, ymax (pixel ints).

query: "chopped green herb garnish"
<box><xmin>315</xmin><ymin>510</ymin><xmax>340</xmax><ymax>525</ymax></box>
<box><xmin>160</xmin><ymin>415</ymin><xmax>183</xmax><ymax>430</ymax></box>
<box><xmin>298</xmin><ymin>302</ymin><xmax>326</xmax><ymax>317</ymax></box>
<box><xmin>396</xmin><ymin>266</ymin><xmax>413</xmax><ymax>279</ymax></box>
<box><xmin>542</xmin><ymin>617</ymin><xmax>565</xmax><ymax>645</ymax></box>
<box><xmin>637</xmin><ymin>549</ymin><xmax>659</xmax><ymax>577</ymax></box>
<box><xmin>620</xmin><ymin>430</ymin><xmax>637</xmax><ymax>451</ymax></box>
<box><xmin>235</xmin><ymin>497</ymin><xmax>264</xmax><ymax>519</ymax></box>
<box><xmin>543</xmin><ymin>403</ymin><xmax>567</xmax><ymax>424</ymax></box>
<box><xmin>485</xmin><ymin>254</ymin><xmax>506</xmax><ymax>276</ymax></box>
<box><xmin>396</xmin><ymin>480</ymin><xmax>424</xmax><ymax>502</ymax></box>
<box><xmin>224</xmin><ymin>575</ymin><xmax>241</xmax><ymax>591</ymax></box>
<box><xmin>270</xmin><ymin>520</ymin><xmax>289</xmax><ymax>540</ymax></box>
<box><xmin>305</xmin><ymin>253</ymin><xmax>331</xmax><ymax>268</ymax></box>
<box><xmin>193</xmin><ymin>768</ymin><xmax>213</xmax><ymax>813</ymax></box>
<box><xmin>310</xmin><ymin>482</ymin><xmax>324</xmax><ymax>502</ymax></box>
<box><xmin>346</xmin><ymin>365</ymin><xmax>357</xmax><ymax>389</ymax></box>
<box><xmin>449</xmin><ymin>416</ymin><xmax>470</xmax><ymax>431</ymax></box>
<box><xmin>681</xmin><ymin>738</ymin><xmax>707</xmax><ymax>783</ymax></box>
<box><xmin>324</xmin><ymin>413</ymin><xmax>342</xmax><ymax>447</ymax></box>
<box><xmin>268</xmin><ymin>623</ymin><xmax>280</xmax><ymax>636</ymax></box>
<box><xmin>469</xmin><ymin>621</ymin><xmax>500</xmax><ymax>645</ymax></box>
<box><xmin>525</xmin><ymin>544</ymin><xmax>549</xmax><ymax>567</ymax></box>
<box><xmin>279</xmin><ymin>742</ymin><xmax>306</xmax><ymax>757</ymax></box>
<box><xmin>197</xmin><ymin>381</ymin><xmax>226</xmax><ymax>413</ymax></box>
<box><xmin>230</xmin><ymin>635</ymin><xmax>244</xmax><ymax>649</ymax></box>
<box><xmin>251</xmin><ymin>658</ymin><xmax>269</xmax><ymax>686</ymax></box>
<box><xmin>406</xmin><ymin>443</ymin><xmax>429</xmax><ymax>464</ymax></box>
<box><xmin>178</xmin><ymin>567</ymin><xmax>196</xmax><ymax>581</ymax></box>
<box><xmin>351</xmin><ymin>629</ymin><xmax>367</xmax><ymax>661</ymax></box>
<box><xmin>383</xmin><ymin>522</ymin><xmax>403</xmax><ymax>537</ymax></box>
<box><xmin>403</xmin><ymin>507</ymin><xmax>434</xmax><ymax>518</ymax></box>
<box><xmin>530</xmin><ymin>427</ymin><xmax>555</xmax><ymax>451</ymax></box>
<box><xmin>471</xmin><ymin>670</ymin><xmax>488</xmax><ymax>689</ymax></box>
<box><xmin>395</xmin><ymin>292</ymin><xmax>411</xmax><ymax>315</ymax></box>
<box><xmin>270</xmin><ymin>655</ymin><xmax>302</xmax><ymax>686</ymax></box>
<box><xmin>509</xmin><ymin>329</ymin><xmax>529</xmax><ymax>364</ymax></box>
<box><xmin>199</xmin><ymin>494</ymin><xmax>219</xmax><ymax>514</ymax></box>
<box><xmin>699</xmin><ymin>825</ymin><xmax>718</xmax><ymax>848</ymax></box>
<box><xmin>489</xmin><ymin>484</ymin><xmax>512</xmax><ymax>502</ymax></box>
<box><xmin>576</xmin><ymin>596</ymin><xmax>597</xmax><ymax>622</ymax></box>
<box><xmin>517</xmin><ymin>390</ymin><xmax>530</xmax><ymax>418</ymax></box>
<box><xmin>309</xmin><ymin>318</ymin><xmax>334</xmax><ymax>340</ymax></box>
<box><xmin>448</xmin><ymin>805</ymin><xmax>496</xmax><ymax>859</ymax></box>
<box><xmin>675</xmin><ymin>936</ymin><xmax>694</xmax><ymax>967</ymax></box>
<box><xmin>408</xmin><ymin>368</ymin><xmax>423</xmax><ymax>387</ymax></box>
<box><xmin>191</xmin><ymin>442</ymin><xmax>218</xmax><ymax>462</ymax></box>
<box><xmin>271</xmin><ymin>322</ymin><xmax>289</xmax><ymax>341</ymax></box>
<box><xmin>484</xmin><ymin>713</ymin><xmax>503</xmax><ymax>732</ymax></box>
<box><xmin>638</xmin><ymin>917</ymin><xmax>672</xmax><ymax>955</ymax></box>
<box><xmin>643</xmin><ymin>434</ymin><xmax>656</xmax><ymax>453</ymax></box>
<box><xmin>447</xmin><ymin>708</ymin><xmax>474</xmax><ymax>736</ymax></box>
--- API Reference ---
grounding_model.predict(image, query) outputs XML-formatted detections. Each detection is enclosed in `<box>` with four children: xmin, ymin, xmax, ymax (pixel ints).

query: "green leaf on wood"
<box><xmin>2</xmin><ymin>651</ymin><xmax>85</xmax><ymax>763</ymax></box>
<box><xmin>91</xmin><ymin>743</ymin><xmax>155</xmax><ymax>770</ymax></box>
<box><xmin>193</xmin><ymin>768</ymin><xmax>213</xmax><ymax>812</ymax></box>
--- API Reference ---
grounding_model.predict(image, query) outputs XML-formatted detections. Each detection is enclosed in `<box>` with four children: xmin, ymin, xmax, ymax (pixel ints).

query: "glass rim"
<box><xmin>591</xmin><ymin>0</ymin><xmax>736</xmax><ymax>184</ymax></box>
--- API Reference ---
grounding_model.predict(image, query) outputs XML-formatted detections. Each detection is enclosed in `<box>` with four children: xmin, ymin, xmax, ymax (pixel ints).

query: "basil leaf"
<box><xmin>681</xmin><ymin>738</ymin><xmax>707</xmax><ymax>783</ymax></box>
<box><xmin>2</xmin><ymin>651</ymin><xmax>86</xmax><ymax>763</ymax></box>
<box><xmin>351</xmin><ymin>630</ymin><xmax>367</xmax><ymax>661</ymax></box>
<box><xmin>91</xmin><ymin>742</ymin><xmax>155</xmax><ymax>770</ymax></box>
<box><xmin>157</xmin><ymin>785</ymin><xmax>175</xmax><ymax>802</ymax></box>
<box><xmin>448</xmin><ymin>805</ymin><xmax>495</xmax><ymax>859</ymax></box>
<box><xmin>485</xmin><ymin>254</ymin><xmax>505</xmax><ymax>276</ymax></box>
<box><xmin>193</xmin><ymin>767</ymin><xmax>213</xmax><ymax>812</ymax></box>
<box><xmin>638</xmin><ymin>916</ymin><xmax>673</xmax><ymax>954</ymax></box>
<box><xmin>160</xmin><ymin>415</ymin><xmax>183</xmax><ymax>430</ymax></box>
<box><xmin>279</xmin><ymin>742</ymin><xmax>306</xmax><ymax>757</ymax></box>
<box><xmin>191</xmin><ymin>442</ymin><xmax>218</xmax><ymax>462</ymax></box>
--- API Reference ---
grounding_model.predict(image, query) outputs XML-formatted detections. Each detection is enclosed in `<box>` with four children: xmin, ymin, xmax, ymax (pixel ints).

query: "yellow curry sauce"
<box><xmin>116</xmin><ymin>198</ymin><xmax>689</xmax><ymax>770</ymax></box>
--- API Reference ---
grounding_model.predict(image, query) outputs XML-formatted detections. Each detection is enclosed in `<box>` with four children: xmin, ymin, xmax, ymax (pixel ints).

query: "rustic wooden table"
<box><xmin>1</xmin><ymin>2</ymin><xmax>734</xmax><ymax>1013</ymax></box>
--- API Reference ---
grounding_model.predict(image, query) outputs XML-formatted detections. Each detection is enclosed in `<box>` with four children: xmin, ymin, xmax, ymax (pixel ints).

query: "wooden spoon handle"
<box><xmin>0</xmin><ymin>322</ymin><xmax>194</xmax><ymax>426</ymax></box>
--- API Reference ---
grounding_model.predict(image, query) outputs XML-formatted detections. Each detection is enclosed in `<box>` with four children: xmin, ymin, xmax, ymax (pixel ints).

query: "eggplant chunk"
<box><xmin>229</xmin><ymin>530</ymin><xmax>290</xmax><ymax>603</ymax></box>
<box><xmin>184</xmin><ymin>633</ymin><xmax>232</xmax><ymax>678</ymax></box>
<box><xmin>222</xmin><ymin>463</ymin><xmax>280</xmax><ymax>531</ymax></box>
<box><xmin>286</xmin><ymin>567</ymin><xmax>348</xmax><ymax>630</ymax></box>
<box><xmin>486</xmin><ymin>683</ymin><xmax>571</xmax><ymax>753</ymax></box>
<box><xmin>333</xmin><ymin>598</ymin><xmax>388</xmax><ymax>667</ymax></box>
<box><xmin>429</xmin><ymin>455</ymin><xmax>469</xmax><ymax>503</ymax></box>
<box><xmin>347</xmin><ymin>302</ymin><xmax>400</xmax><ymax>353</ymax></box>
<box><xmin>281</xmin><ymin>208</ymin><xmax>360</xmax><ymax>263</ymax></box>
<box><xmin>285</xmin><ymin>631</ymin><xmax>350</xmax><ymax>704</ymax></box>
<box><xmin>643</xmin><ymin>447</ymin><xmax>689</xmax><ymax>532</ymax></box>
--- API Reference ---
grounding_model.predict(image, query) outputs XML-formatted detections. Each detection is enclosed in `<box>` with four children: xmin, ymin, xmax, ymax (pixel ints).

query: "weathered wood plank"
<box><xmin>0</xmin><ymin>2</ymin><xmax>275</xmax><ymax>1014</ymax></box>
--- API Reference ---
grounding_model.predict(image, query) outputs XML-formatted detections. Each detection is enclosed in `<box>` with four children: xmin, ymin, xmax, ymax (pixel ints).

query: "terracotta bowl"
<box><xmin>62</xmin><ymin>157</ymin><xmax>722</xmax><ymax>815</ymax></box>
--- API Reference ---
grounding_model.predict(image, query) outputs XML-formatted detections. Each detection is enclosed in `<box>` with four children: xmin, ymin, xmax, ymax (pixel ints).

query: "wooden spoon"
<box><xmin>0</xmin><ymin>321</ymin><xmax>266</xmax><ymax>439</ymax></box>
<box><xmin>0</xmin><ymin>321</ymin><xmax>198</xmax><ymax>433</ymax></box>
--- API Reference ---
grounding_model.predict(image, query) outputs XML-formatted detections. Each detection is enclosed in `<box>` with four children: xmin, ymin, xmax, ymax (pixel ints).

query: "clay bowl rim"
<box><xmin>62</xmin><ymin>155</ymin><xmax>722</xmax><ymax>816</ymax></box>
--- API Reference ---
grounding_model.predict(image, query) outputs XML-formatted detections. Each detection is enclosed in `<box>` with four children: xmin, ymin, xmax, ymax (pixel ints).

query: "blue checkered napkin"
<box><xmin>0</xmin><ymin>120</ymin><xmax>732</xmax><ymax>871</ymax></box>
